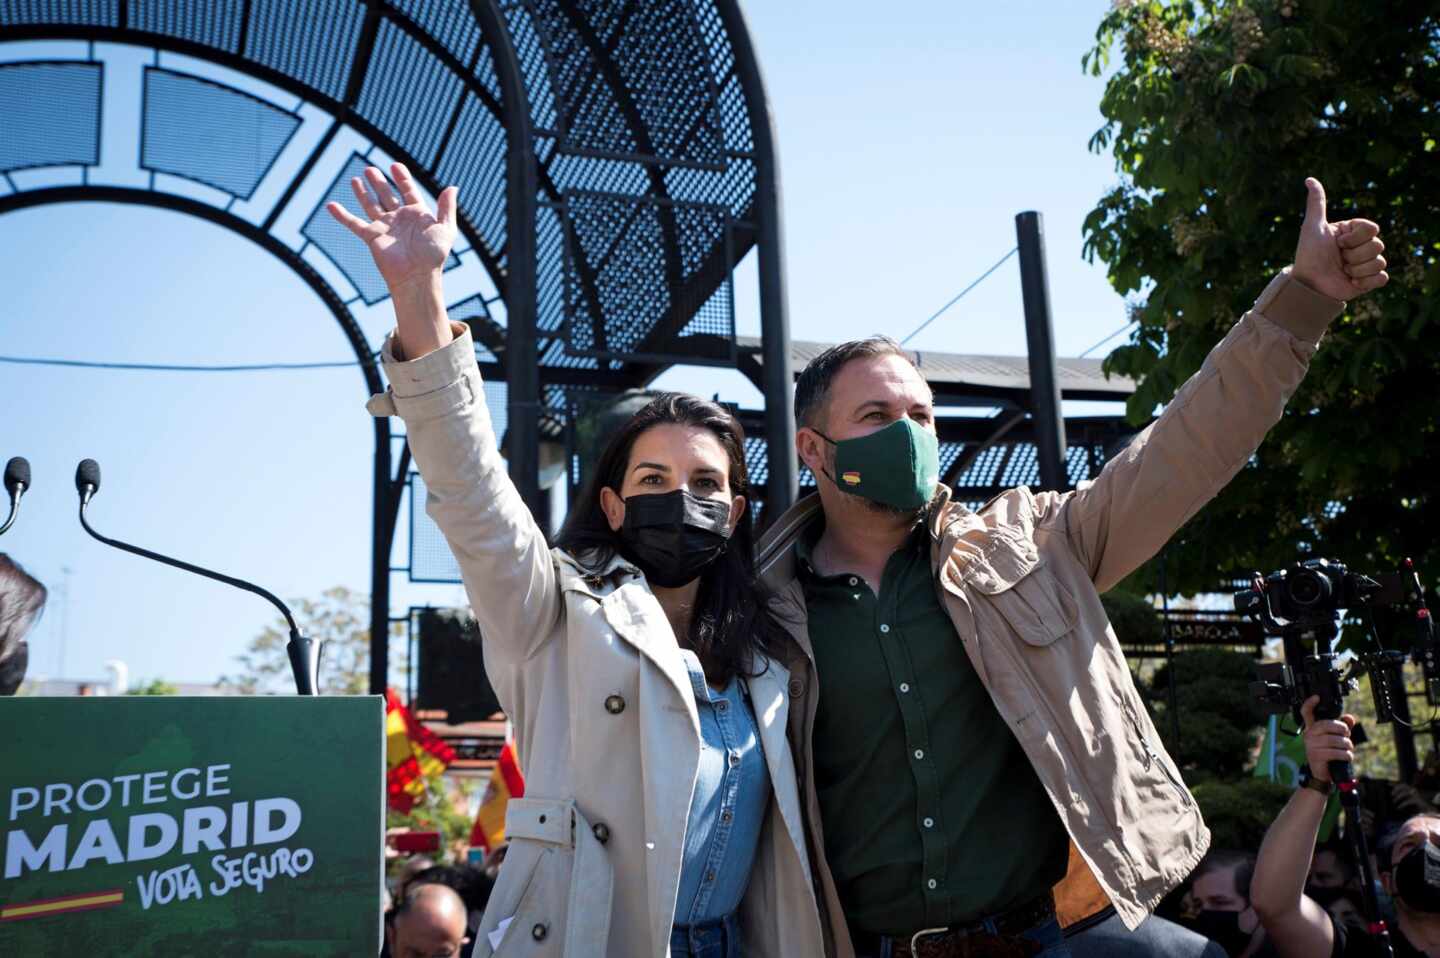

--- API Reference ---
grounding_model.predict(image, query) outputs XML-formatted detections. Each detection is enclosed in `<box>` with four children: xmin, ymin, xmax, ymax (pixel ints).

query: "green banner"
<box><xmin>0</xmin><ymin>696</ymin><xmax>383</xmax><ymax>956</ymax></box>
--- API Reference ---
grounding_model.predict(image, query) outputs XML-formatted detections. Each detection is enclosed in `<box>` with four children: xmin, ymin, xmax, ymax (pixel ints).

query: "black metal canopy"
<box><xmin>1</xmin><ymin>0</ymin><xmax>796</xmax><ymax>693</ymax></box>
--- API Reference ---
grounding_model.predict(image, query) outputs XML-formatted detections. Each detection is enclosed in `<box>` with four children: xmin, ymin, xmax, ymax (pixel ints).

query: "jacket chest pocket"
<box><xmin>963</xmin><ymin>534</ymin><xmax>1078</xmax><ymax>648</ymax></box>
<box><xmin>483</xmin><ymin>798</ymin><xmax>614</xmax><ymax>957</ymax></box>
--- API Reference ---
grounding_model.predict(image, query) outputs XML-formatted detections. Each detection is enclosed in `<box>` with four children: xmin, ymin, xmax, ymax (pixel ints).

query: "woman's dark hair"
<box><xmin>555</xmin><ymin>393</ymin><xmax>787</xmax><ymax>685</ymax></box>
<box><xmin>0</xmin><ymin>554</ymin><xmax>45</xmax><ymax>696</ymax></box>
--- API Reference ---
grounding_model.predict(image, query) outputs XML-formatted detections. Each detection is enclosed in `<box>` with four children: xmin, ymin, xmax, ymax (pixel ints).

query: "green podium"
<box><xmin>0</xmin><ymin>695</ymin><xmax>383</xmax><ymax>956</ymax></box>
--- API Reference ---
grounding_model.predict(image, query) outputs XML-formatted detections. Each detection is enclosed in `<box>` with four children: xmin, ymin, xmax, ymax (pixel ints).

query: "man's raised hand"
<box><xmin>326</xmin><ymin>163</ymin><xmax>458</xmax><ymax>296</ymax></box>
<box><xmin>1292</xmin><ymin>177</ymin><xmax>1389</xmax><ymax>302</ymax></box>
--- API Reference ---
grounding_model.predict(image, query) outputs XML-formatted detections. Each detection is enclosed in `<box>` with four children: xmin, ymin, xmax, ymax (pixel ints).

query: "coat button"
<box><xmin>585</xmin><ymin>574</ymin><xmax>604</xmax><ymax>588</ymax></box>
<box><xmin>604</xmin><ymin>694</ymin><xmax>626</xmax><ymax>714</ymax></box>
<box><xmin>532</xmin><ymin>922</ymin><xmax>548</xmax><ymax>941</ymax></box>
<box><xmin>592</xmin><ymin>823</ymin><xmax>611</xmax><ymax>844</ymax></box>
<box><xmin>788</xmin><ymin>678</ymin><xmax>804</xmax><ymax>698</ymax></box>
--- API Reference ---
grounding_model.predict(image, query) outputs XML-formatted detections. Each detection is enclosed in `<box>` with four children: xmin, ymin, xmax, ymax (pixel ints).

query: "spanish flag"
<box><xmin>386</xmin><ymin>688</ymin><xmax>457</xmax><ymax>813</ymax></box>
<box><xmin>470</xmin><ymin>741</ymin><xmax>524</xmax><ymax>851</ymax></box>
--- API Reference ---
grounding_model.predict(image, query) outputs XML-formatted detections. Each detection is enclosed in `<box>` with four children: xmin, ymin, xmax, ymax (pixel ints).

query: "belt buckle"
<box><xmin>910</xmin><ymin>926</ymin><xmax>950</xmax><ymax>954</ymax></box>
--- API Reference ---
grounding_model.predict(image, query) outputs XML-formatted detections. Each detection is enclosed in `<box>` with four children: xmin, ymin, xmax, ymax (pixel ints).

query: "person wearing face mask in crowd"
<box><xmin>1252</xmin><ymin>694</ymin><xmax>1440</xmax><ymax>957</ymax></box>
<box><xmin>331</xmin><ymin>165</ymin><xmax>825</xmax><ymax>957</ymax></box>
<box><xmin>1189</xmin><ymin>850</ymin><xmax>1275</xmax><ymax>957</ymax></box>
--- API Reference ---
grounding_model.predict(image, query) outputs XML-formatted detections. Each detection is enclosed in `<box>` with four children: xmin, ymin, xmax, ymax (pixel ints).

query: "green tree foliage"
<box><xmin>124</xmin><ymin>678</ymin><xmax>179</xmax><ymax>696</ymax></box>
<box><xmin>219</xmin><ymin>586</ymin><xmax>391</xmax><ymax>695</ymax></box>
<box><xmin>1192</xmin><ymin>777</ymin><xmax>1295</xmax><ymax>849</ymax></box>
<box><xmin>1082</xmin><ymin>0</ymin><xmax>1439</xmax><ymax>595</ymax></box>
<box><xmin>1144</xmin><ymin>648</ymin><xmax>1297</xmax><ymax>847</ymax></box>
<box><xmin>1147</xmin><ymin>648</ymin><xmax>1265</xmax><ymax>781</ymax></box>
<box><xmin>386</xmin><ymin>770</ymin><xmax>478</xmax><ymax>867</ymax></box>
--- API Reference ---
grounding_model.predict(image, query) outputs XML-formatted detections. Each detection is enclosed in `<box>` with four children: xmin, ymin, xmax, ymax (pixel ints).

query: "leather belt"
<box><xmin>854</xmin><ymin>893</ymin><xmax>1055</xmax><ymax>958</ymax></box>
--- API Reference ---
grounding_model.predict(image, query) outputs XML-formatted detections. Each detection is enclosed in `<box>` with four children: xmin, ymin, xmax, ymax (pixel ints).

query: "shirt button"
<box><xmin>729</xmin><ymin>751</ymin><xmax>741</xmax><ymax>767</ymax></box>
<box><xmin>899</xmin><ymin>683</ymin><xmax>910</xmax><ymax>693</ymax></box>
<box><xmin>716</xmin><ymin>700</ymin><xmax>729</xmax><ymax>712</ymax></box>
<box><xmin>604</xmin><ymin>694</ymin><xmax>626</xmax><ymax>714</ymax></box>
<box><xmin>879</xmin><ymin>623</ymin><xmax>891</xmax><ymax>634</ymax></box>
<box><xmin>721</xmin><ymin>810</ymin><xmax>733</xmax><ymax>823</ymax></box>
<box><xmin>927</xmin><ymin>879</ymin><xmax>938</xmax><ymax>890</ymax></box>
<box><xmin>914</xmin><ymin>749</ymin><xmax>925</xmax><ymax>760</ymax></box>
<box><xmin>706</xmin><ymin>870</ymin><xmax>717</xmax><ymax>883</ymax></box>
<box><xmin>923</xmin><ymin>817</ymin><xmax>935</xmax><ymax>828</ymax></box>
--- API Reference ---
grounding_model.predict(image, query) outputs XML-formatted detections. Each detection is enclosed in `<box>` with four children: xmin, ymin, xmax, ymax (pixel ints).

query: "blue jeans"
<box><xmin>857</xmin><ymin>916</ymin><xmax>1071</xmax><ymax>957</ymax></box>
<box><xmin>1065</xmin><ymin>911</ymin><xmax>1225</xmax><ymax>958</ymax></box>
<box><xmin>670</xmin><ymin>912</ymin><xmax>742</xmax><ymax>958</ymax></box>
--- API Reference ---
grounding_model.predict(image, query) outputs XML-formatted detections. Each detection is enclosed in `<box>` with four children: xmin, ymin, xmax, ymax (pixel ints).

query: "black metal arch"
<box><xmin>1</xmin><ymin>0</ymin><xmax>796</xmax><ymax>697</ymax></box>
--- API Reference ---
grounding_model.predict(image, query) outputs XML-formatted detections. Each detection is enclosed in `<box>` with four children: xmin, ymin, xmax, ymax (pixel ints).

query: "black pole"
<box><xmin>718</xmin><ymin>0</ymin><xmax>797</xmax><ymax>521</ymax></box>
<box><xmin>472</xmin><ymin>0</ymin><xmax>544</xmax><ymax>532</ymax></box>
<box><xmin>1015</xmin><ymin>211</ymin><xmax>1067</xmax><ymax>491</ymax></box>
<box><xmin>369</xmin><ymin>417</ymin><xmax>391</xmax><ymax>695</ymax></box>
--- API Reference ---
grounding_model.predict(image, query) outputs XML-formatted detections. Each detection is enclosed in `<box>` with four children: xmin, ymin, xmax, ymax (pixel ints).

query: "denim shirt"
<box><xmin>672</xmin><ymin>649</ymin><xmax>771</xmax><ymax>928</ymax></box>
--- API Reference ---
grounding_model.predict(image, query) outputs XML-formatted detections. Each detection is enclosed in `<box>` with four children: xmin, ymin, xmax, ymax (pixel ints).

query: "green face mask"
<box><xmin>814</xmin><ymin>417</ymin><xmax>940</xmax><ymax>511</ymax></box>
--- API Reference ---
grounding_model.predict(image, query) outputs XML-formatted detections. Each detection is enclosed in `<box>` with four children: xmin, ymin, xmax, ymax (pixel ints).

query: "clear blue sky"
<box><xmin>2</xmin><ymin>1</ymin><xmax>1130</xmax><ymax>688</ymax></box>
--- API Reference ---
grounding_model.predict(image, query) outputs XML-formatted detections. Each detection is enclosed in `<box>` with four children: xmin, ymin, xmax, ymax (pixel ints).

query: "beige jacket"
<box><xmin>367</xmin><ymin>327</ymin><xmax>826</xmax><ymax>957</ymax></box>
<box><xmin>755</xmin><ymin>270</ymin><xmax>1345</xmax><ymax>956</ymax></box>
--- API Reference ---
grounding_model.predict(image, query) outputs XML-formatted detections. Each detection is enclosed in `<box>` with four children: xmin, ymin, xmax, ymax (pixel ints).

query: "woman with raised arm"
<box><xmin>331</xmin><ymin>164</ymin><xmax>823</xmax><ymax>958</ymax></box>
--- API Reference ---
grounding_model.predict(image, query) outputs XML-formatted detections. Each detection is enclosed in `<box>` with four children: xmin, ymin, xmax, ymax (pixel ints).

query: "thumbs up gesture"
<box><xmin>1292</xmin><ymin>177</ymin><xmax>1389</xmax><ymax>302</ymax></box>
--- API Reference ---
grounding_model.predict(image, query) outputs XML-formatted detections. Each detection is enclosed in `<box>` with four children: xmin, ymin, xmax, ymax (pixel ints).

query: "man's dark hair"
<box><xmin>0</xmin><ymin>554</ymin><xmax>45</xmax><ymax>696</ymax></box>
<box><xmin>1193</xmin><ymin>849</ymin><xmax>1257</xmax><ymax>901</ymax></box>
<box><xmin>1312</xmin><ymin>839</ymin><xmax>1358</xmax><ymax>880</ymax></box>
<box><xmin>793</xmin><ymin>336</ymin><xmax>922</xmax><ymax>429</ymax></box>
<box><xmin>404</xmin><ymin>863</ymin><xmax>494</xmax><ymax>915</ymax></box>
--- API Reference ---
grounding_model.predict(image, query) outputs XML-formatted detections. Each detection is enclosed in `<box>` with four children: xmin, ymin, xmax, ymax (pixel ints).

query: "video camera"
<box><xmin>1239</xmin><ymin>559</ymin><xmax>1439</xmax><ymax>730</ymax></box>
<box><xmin>1238</xmin><ymin>559</ymin><xmax>1404</xmax><ymax>730</ymax></box>
<box><xmin>1235</xmin><ymin>558</ymin><xmax>1434</xmax><ymax>958</ymax></box>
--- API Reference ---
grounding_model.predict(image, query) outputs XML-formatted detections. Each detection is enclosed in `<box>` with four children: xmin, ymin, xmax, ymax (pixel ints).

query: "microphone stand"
<box><xmin>0</xmin><ymin>495</ymin><xmax>18</xmax><ymax>537</ymax></box>
<box><xmin>1</xmin><ymin>456</ymin><xmax>28</xmax><ymax>537</ymax></box>
<box><xmin>77</xmin><ymin>488</ymin><xmax>323</xmax><ymax>695</ymax></box>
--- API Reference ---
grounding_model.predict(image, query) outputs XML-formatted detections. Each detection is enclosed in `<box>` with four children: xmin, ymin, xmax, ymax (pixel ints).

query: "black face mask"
<box><xmin>1190</xmin><ymin>909</ymin><xmax>1253</xmax><ymax>957</ymax></box>
<box><xmin>1395</xmin><ymin>840</ymin><xmax>1440</xmax><ymax>914</ymax></box>
<box><xmin>1305</xmin><ymin>884</ymin><xmax>1347</xmax><ymax>908</ymax></box>
<box><xmin>618</xmin><ymin>489</ymin><xmax>732</xmax><ymax>588</ymax></box>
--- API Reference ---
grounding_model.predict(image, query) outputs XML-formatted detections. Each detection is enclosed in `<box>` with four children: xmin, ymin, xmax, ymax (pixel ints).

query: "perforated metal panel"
<box><xmin>141</xmin><ymin>67</ymin><xmax>299</xmax><ymax>198</ymax></box>
<box><xmin>244</xmin><ymin>0</ymin><xmax>364</xmax><ymax>103</ymax></box>
<box><xmin>562</xmin><ymin>189</ymin><xmax>733</xmax><ymax>363</ymax></box>
<box><xmin>0</xmin><ymin>61</ymin><xmax>101</xmax><ymax>171</ymax></box>
<box><xmin>131</xmin><ymin>0</ymin><xmax>244</xmax><ymax>51</ymax></box>
<box><xmin>408</xmin><ymin>472</ymin><xmax>463</xmax><ymax>583</ymax></box>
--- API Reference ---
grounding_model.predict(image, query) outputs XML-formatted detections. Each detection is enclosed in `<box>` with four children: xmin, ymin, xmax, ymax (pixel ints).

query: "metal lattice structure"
<box><xmin>1</xmin><ymin>0</ymin><xmax>795</xmax><ymax>693</ymax></box>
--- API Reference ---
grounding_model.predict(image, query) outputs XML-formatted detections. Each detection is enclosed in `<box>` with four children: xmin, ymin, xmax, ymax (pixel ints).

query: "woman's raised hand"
<box><xmin>326</xmin><ymin>163</ymin><xmax>458</xmax><ymax>296</ymax></box>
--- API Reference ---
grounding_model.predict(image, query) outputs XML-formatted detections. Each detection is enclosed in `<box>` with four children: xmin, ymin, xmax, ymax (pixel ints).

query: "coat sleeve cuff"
<box><xmin>1251</xmin><ymin>268</ymin><xmax>1345</xmax><ymax>344</ymax></box>
<box><xmin>365</xmin><ymin>322</ymin><xmax>475</xmax><ymax>419</ymax></box>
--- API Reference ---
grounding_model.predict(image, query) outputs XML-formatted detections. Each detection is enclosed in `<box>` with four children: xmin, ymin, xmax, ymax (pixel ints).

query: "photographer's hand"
<box><xmin>1291</xmin><ymin>177</ymin><xmax>1389</xmax><ymax>302</ymax></box>
<box><xmin>1301</xmin><ymin>695</ymin><xmax>1357</xmax><ymax>783</ymax></box>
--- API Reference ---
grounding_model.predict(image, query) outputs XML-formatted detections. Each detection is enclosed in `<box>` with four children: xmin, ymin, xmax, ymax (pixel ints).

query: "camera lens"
<box><xmin>1289</xmin><ymin>569</ymin><xmax>1329</xmax><ymax>608</ymax></box>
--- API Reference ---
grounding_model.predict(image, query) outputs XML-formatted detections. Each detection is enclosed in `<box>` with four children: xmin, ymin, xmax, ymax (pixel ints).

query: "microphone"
<box><xmin>73</xmin><ymin>458</ymin><xmax>324</xmax><ymax>695</ymax></box>
<box><xmin>1</xmin><ymin>456</ymin><xmax>30</xmax><ymax>536</ymax></box>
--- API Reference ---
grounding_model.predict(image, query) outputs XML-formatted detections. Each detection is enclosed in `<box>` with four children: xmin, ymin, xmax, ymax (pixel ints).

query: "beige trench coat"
<box><xmin>755</xmin><ymin>269</ymin><xmax>1345</xmax><ymax>956</ymax></box>
<box><xmin>367</xmin><ymin>327</ymin><xmax>826</xmax><ymax>958</ymax></box>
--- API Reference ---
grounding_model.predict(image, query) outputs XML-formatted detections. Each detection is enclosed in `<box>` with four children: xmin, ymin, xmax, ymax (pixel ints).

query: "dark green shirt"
<box><xmin>799</xmin><ymin>523</ymin><xmax>1070</xmax><ymax>936</ymax></box>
